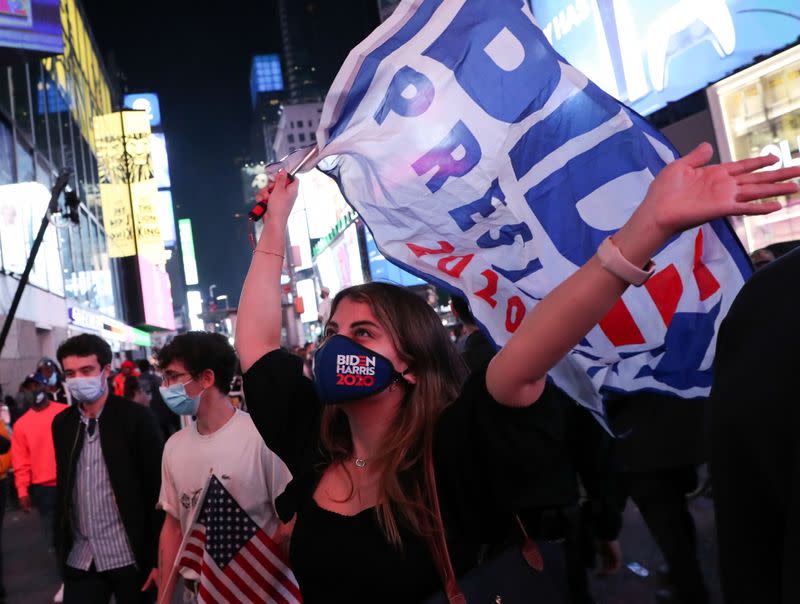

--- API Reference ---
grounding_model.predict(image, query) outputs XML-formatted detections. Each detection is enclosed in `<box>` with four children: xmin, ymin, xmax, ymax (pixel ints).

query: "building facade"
<box><xmin>0</xmin><ymin>0</ymin><xmax>156</xmax><ymax>395</ymax></box>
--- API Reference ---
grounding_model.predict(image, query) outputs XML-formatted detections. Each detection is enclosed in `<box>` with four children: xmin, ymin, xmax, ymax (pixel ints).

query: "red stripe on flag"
<box><xmin>198</xmin><ymin>583</ymin><xmax>217</xmax><ymax>604</ymax></box>
<box><xmin>644</xmin><ymin>264</ymin><xmax>683</xmax><ymax>327</ymax></box>
<box><xmin>693</xmin><ymin>230</ymin><xmax>720</xmax><ymax>301</ymax></box>
<box><xmin>201</xmin><ymin>560</ymin><xmax>239</xmax><ymax>603</ymax></box>
<box><xmin>179</xmin><ymin>556</ymin><xmax>201</xmax><ymax>574</ymax></box>
<box><xmin>185</xmin><ymin>543</ymin><xmax>204</xmax><ymax>558</ymax></box>
<box><xmin>256</xmin><ymin>529</ymin><xmax>292</xmax><ymax>567</ymax></box>
<box><xmin>599</xmin><ymin>299</ymin><xmax>645</xmax><ymax>346</ymax></box>
<box><xmin>248</xmin><ymin>534</ymin><xmax>303</xmax><ymax>601</ymax></box>
<box><xmin>222</xmin><ymin>561</ymin><xmax>266</xmax><ymax>603</ymax></box>
<box><xmin>234</xmin><ymin>553</ymin><xmax>290</xmax><ymax>604</ymax></box>
<box><xmin>254</xmin><ymin>531</ymin><xmax>302</xmax><ymax>600</ymax></box>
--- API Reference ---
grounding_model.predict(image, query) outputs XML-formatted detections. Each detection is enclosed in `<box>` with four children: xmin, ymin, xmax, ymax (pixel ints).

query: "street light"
<box><xmin>216</xmin><ymin>294</ymin><xmax>230</xmax><ymax>310</ymax></box>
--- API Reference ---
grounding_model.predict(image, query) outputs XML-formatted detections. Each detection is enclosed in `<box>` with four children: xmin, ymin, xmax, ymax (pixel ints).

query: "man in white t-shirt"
<box><xmin>153</xmin><ymin>332</ymin><xmax>291</xmax><ymax>603</ymax></box>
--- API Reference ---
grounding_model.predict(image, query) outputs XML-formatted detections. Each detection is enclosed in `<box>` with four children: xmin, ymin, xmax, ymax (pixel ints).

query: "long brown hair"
<box><xmin>319</xmin><ymin>282</ymin><xmax>467</xmax><ymax>547</ymax></box>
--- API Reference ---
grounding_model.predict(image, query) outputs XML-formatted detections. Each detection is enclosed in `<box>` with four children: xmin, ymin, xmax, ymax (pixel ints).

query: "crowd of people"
<box><xmin>0</xmin><ymin>144</ymin><xmax>797</xmax><ymax>604</ymax></box>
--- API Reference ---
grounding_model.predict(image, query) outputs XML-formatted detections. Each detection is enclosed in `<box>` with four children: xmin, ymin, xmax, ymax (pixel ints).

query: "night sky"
<box><xmin>81</xmin><ymin>0</ymin><xmax>282</xmax><ymax>307</ymax></box>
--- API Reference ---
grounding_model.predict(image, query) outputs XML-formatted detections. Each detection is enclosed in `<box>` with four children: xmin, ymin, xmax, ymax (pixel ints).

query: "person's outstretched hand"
<box><xmin>264</xmin><ymin>170</ymin><xmax>300</xmax><ymax>225</ymax></box>
<box><xmin>636</xmin><ymin>142</ymin><xmax>800</xmax><ymax>242</ymax></box>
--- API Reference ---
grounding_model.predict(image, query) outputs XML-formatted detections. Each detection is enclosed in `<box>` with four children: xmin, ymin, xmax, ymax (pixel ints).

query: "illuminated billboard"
<box><xmin>530</xmin><ymin>0</ymin><xmax>800</xmax><ymax>116</ymax></box>
<box><xmin>364</xmin><ymin>227</ymin><xmax>425</xmax><ymax>287</ymax></box>
<box><xmin>708</xmin><ymin>45</ymin><xmax>800</xmax><ymax>253</ymax></box>
<box><xmin>178</xmin><ymin>218</ymin><xmax>199</xmax><ymax>286</ymax></box>
<box><xmin>93</xmin><ymin>110</ymin><xmax>164</xmax><ymax>263</ymax></box>
<box><xmin>123</xmin><ymin>93</ymin><xmax>162</xmax><ymax>129</ymax></box>
<box><xmin>154</xmin><ymin>190</ymin><xmax>177</xmax><ymax>247</ymax></box>
<box><xmin>138</xmin><ymin>256</ymin><xmax>175</xmax><ymax>330</ymax></box>
<box><xmin>150</xmin><ymin>133</ymin><xmax>171</xmax><ymax>189</ymax></box>
<box><xmin>0</xmin><ymin>0</ymin><xmax>63</xmax><ymax>56</ymax></box>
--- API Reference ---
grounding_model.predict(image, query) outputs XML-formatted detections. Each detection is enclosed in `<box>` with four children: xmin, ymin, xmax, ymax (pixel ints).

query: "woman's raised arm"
<box><xmin>486</xmin><ymin>143</ymin><xmax>800</xmax><ymax>407</ymax></box>
<box><xmin>236</xmin><ymin>171</ymin><xmax>299</xmax><ymax>373</ymax></box>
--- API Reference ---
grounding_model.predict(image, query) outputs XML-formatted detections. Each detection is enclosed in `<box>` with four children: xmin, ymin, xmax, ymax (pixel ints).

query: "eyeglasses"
<box><xmin>161</xmin><ymin>371</ymin><xmax>191</xmax><ymax>387</ymax></box>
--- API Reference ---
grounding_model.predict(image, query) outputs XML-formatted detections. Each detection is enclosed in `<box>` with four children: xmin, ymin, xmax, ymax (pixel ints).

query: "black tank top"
<box><xmin>290</xmin><ymin>495</ymin><xmax>440</xmax><ymax>603</ymax></box>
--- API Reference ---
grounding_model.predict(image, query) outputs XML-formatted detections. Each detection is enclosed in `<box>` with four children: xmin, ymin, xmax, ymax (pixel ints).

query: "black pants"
<box><xmin>618</xmin><ymin>467</ymin><xmax>709</xmax><ymax>604</ymax></box>
<box><xmin>64</xmin><ymin>563</ymin><xmax>154</xmax><ymax>604</ymax></box>
<box><xmin>27</xmin><ymin>483</ymin><xmax>56</xmax><ymax>548</ymax></box>
<box><xmin>520</xmin><ymin>506</ymin><xmax>593</xmax><ymax>604</ymax></box>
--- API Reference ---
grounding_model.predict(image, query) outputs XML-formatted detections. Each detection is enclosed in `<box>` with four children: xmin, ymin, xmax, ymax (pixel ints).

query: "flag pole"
<box><xmin>157</xmin><ymin>472</ymin><xmax>215</xmax><ymax>604</ymax></box>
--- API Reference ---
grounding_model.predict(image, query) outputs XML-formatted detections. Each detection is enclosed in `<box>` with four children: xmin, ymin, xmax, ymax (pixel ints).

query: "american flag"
<box><xmin>178</xmin><ymin>475</ymin><xmax>302</xmax><ymax>604</ymax></box>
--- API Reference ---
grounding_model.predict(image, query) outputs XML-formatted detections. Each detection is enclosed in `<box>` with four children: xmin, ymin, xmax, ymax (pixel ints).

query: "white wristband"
<box><xmin>597</xmin><ymin>237</ymin><xmax>655</xmax><ymax>287</ymax></box>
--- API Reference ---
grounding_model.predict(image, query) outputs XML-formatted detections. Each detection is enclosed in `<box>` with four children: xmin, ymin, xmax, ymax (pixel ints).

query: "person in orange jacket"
<box><xmin>0</xmin><ymin>416</ymin><xmax>11</xmax><ymax>604</ymax></box>
<box><xmin>10</xmin><ymin>372</ymin><xmax>68</xmax><ymax>547</ymax></box>
<box><xmin>112</xmin><ymin>360</ymin><xmax>139</xmax><ymax>397</ymax></box>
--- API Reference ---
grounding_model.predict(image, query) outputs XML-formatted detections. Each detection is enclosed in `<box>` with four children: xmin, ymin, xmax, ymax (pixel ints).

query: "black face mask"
<box><xmin>312</xmin><ymin>335</ymin><xmax>406</xmax><ymax>405</ymax></box>
<box><xmin>31</xmin><ymin>391</ymin><xmax>47</xmax><ymax>407</ymax></box>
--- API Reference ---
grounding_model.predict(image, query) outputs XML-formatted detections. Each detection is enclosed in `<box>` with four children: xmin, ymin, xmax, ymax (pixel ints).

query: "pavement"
<box><xmin>2</xmin><ymin>493</ymin><xmax>722</xmax><ymax>604</ymax></box>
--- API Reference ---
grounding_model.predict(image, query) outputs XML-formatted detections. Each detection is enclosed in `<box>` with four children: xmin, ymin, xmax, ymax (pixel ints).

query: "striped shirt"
<box><xmin>66</xmin><ymin>409</ymin><xmax>136</xmax><ymax>572</ymax></box>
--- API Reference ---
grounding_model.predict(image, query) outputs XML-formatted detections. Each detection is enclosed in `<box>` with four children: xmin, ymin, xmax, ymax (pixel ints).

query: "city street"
<box><xmin>3</xmin><ymin>491</ymin><xmax>722</xmax><ymax>604</ymax></box>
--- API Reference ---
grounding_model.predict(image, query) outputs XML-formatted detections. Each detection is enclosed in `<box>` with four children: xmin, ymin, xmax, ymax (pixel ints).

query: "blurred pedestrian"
<box><xmin>10</xmin><ymin>372</ymin><xmax>67</xmax><ymax>542</ymax></box>
<box><xmin>137</xmin><ymin>360</ymin><xmax>180</xmax><ymax>440</ymax></box>
<box><xmin>112</xmin><ymin>360</ymin><xmax>139</xmax><ymax>397</ymax></box>
<box><xmin>0</xmin><ymin>418</ymin><xmax>10</xmax><ymax>604</ymax></box>
<box><xmin>124</xmin><ymin>375</ymin><xmax>151</xmax><ymax>407</ymax></box>
<box><xmin>449</xmin><ymin>295</ymin><xmax>496</xmax><ymax>371</ymax></box>
<box><xmin>54</xmin><ymin>334</ymin><xmax>164</xmax><ymax>604</ymax></box>
<box><xmin>317</xmin><ymin>285</ymin><xmax>332</xmax><ymax>325</ymax></box>
<box><xmin>154</xmin><ymin>332</ymin><xmax>291</xmax><ymax>603</ymax></box>
<box><xmin>749</xmin><ymin>247</ymin><xmax>775</xmax><ymax>270</ymax></box>
<box><xmin>605</xmin><ymin>391</ymin><xmax>709</xmax><ymax>604</ymax></box>
<box><xmin>710</xmin><ymin>247</ymin><xmax>800</xmax><ymax>603</ymax></box>
<box><xmin>37</xmin><ymin>357</ymin><xmax>69</xmax><ymax>404</ymax></box>
<box><xmin>451</xmin><ymin>294</ymin><xmax>621</xmax><ymax>603</ymax></box>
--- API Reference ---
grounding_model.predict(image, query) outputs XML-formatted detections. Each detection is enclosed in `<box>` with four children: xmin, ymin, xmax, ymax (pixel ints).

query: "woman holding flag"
<box><xmin>237</xmin><ymin>145</ymin><xmax>799</xmax><ymax>603</ymax></box>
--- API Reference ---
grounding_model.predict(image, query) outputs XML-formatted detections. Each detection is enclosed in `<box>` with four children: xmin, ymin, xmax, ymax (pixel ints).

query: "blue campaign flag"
<box><xmin>312</xmin><ymin>0</ymin><xmax>753</xmax><ymax>415</ymax></box>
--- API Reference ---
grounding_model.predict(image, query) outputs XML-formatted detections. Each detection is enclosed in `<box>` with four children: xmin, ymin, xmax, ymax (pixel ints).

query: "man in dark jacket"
<box><xmin>710</xmin><ymin>248</ymin><xmax>800</xmax><ymax>603</ymax></box>
<box><xmin>53</xmin><ymin>334</ymin><xmax>163</xmax><ymax>604</ymax></box>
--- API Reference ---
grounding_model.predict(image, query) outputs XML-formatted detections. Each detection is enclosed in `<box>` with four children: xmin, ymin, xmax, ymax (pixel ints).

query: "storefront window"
<box><xmin>0</xmin><ymin>118</ymin><xmax>13</xmax><ymax>185</ymax></box>
<box><xmin>15</xmin><ymin>140</ymin><xmax>34</xmax><ymax>183</ymax></box>
<box><xmin>709</xmin><ymin>47</ymin><xmax>800</xmax><ymax>253</ymax></box>
<box><xmin>58</xmin><ymin>221</ymin><xmax>78</xmax><ymax>299</ymax></box>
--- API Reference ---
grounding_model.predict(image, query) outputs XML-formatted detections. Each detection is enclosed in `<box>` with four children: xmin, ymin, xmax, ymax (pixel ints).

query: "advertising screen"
<box><xmin>154</xmin><ymin>190</ymin><xmax>177</xmax><ymax>247</ymax></box>
<box><xmin>93</xmin><ymin>111</ymin><xmax>163</xmax><ymax>263</ymax></box>
<box><xmin>296</xmin><ymin>278</ymin><xmax>319</xmax><ymax>323</ymax></box>
<box><xmin>178</xmin><ymin>218</ymin><xmax>199</xmax><ymax>286</ymax></box>
<box><xmin>531</xmin><ymin>0</ymin><xmax>800</xmax><ymax>116</ymax></box>
<box><xmin>329</xmin><ymin>223</ymin><xmax>364</xmax><ymax>290</ymax></box>
<box><xmin>186</xmin><ymin>290</ymin><xmax>205</xmax><ymax>331</ymax></box>
<box><xmin>315</xmin><ymin>246</ymin><xmax>341</xmax><ymax>295</ymax></box>
<box><xmin>123</xmin><ymin>93</ymin><xmax>162</xmax><ymax>129</ymax></box>
<box><xmin>364</xmin><ymin>227</ymin><xmax>425</xmax><ymax>287</ymax></box>
<box><xmin>138</xmin><ymin>255</ymin><xmax>175</xmax><ymax>330</ymax></box>
<box><xmin>0</xmin><ymin>0</ymin><xmax>63</xmax><ymax>56</ymax></box>
<box><xmin>150</xmin><ymin>133</ymin><xmax>171</xmax><ymax>189</ymax></box>
<box><xmin>708</xmin><ymin>45</ymin><xmax>800</xmax><ymax>253</ymax></box>
<box><xmin>297</xmin><ymin>168</ymin><xmax>352</xmax><ymax>239</ymax></box>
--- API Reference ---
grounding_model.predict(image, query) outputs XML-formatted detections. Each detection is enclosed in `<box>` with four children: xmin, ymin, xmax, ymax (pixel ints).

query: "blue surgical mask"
<box><xmin>312</xmin><ymin>335</ymin><xmax>406</xmax><ymax>405</ymax></box>
<box><xmin>66</xmin><ymin>374</ymin><xmax>106</xmax><ymax>404</ymax></box>
<box><xmin>46</xmin><ymin>373</ymin><xmax>57</xmax><ymax>387</ymax></box>
<box><xmin>159</xmin><ymin>380</ymin><xmax>203</xmax><ymax>416</ymax></box>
